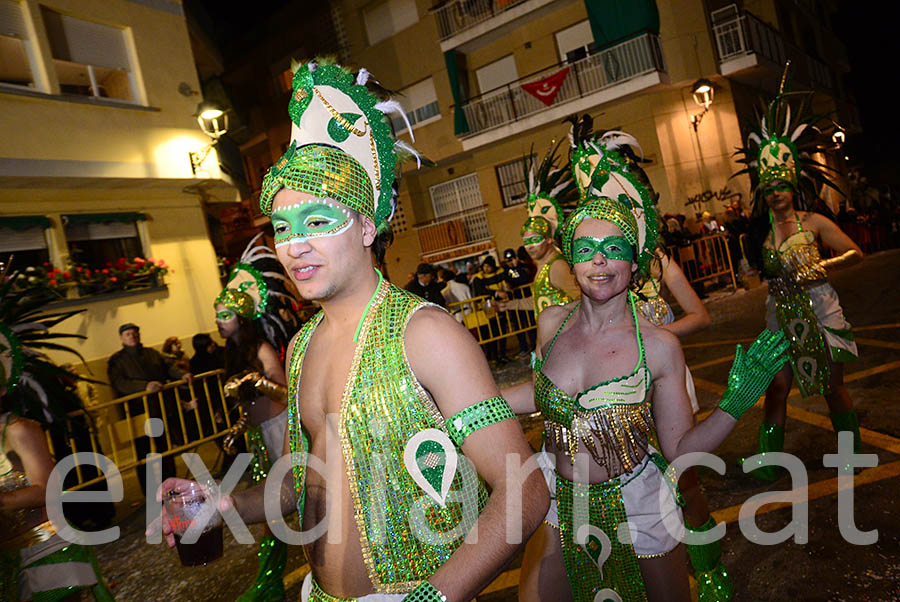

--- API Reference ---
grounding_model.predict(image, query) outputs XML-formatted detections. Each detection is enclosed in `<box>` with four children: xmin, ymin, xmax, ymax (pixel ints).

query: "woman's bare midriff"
<box><xmin>547</xmin><ymin>437</ymin><xmax>647</xmax><ymax>484</ymax></box>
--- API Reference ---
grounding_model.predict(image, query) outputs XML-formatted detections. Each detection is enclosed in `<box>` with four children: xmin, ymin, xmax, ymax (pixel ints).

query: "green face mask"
<box><xmin>763</xmin><ymin>182</ymin><xmax>793</xmax><ymax>196</ymax></box>
<box><xmin>271</xmin><ymin>200</ymin><xmax>354</xmax><ymax>247</ymax></box>
<box><xmin>216</xmin><ymin>309</ymin><xmax>237</xmax><ymax>322</ymax></box>
<box><xmin>522</xmin><ymin>235</ymin><xmax>545</xmax><ymax>247</ymax></box>
<box><xmin>571</xmin><ymin>235</ymin><xmax>634</xmax><ymax>264</ymax></box>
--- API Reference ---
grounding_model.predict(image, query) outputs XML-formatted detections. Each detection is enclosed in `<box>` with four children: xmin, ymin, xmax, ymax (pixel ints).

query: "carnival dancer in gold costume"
<box><xmin>734</xmin><ymin>66</ymin><xmax>863</xmax><ymax>481</ymax></box>
<box><xmin>505</xmin><ymin>128</ymin><xmax>789</xmax><ymax>602</ymax></box>
<box><xmin>156</xmin><ymin>58</ymin><xmax>548</xmax><ymax>602</ymax></box>
<box><xmin>0</xmin><ymin>263</ymin><xmax>114</xmax><ymax>601</ymax></box>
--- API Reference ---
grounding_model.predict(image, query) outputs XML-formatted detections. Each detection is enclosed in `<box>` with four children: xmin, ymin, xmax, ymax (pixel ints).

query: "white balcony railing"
<box><xmin>713</xmin><ymin>14</ymin><xmax>786</xmax><ymax>65</ymax></box>
<box><xmin>712</xmin><ymin>12</ymin><xmax>832</xmax><ymax>90</ymax></box>
<box><xmin>433</xmin><ymin>0</ymin><xmax>532</xmax><ymax>41</ymax></box>
<box><xmin>457</xmin><ymin>33</ymin><xmax>664</xmax><ymax>138</ymax></box>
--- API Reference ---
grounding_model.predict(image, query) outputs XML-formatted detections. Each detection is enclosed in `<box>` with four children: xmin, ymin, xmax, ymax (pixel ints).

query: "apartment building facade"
<box><xmin>0</xmin><ymin>0</ymin><xmax>238</xmax><ymax>382</ymax></box>
<box><xmin>206</xmin><ymin>0</ymin><xmax>855</xmax><ymax>282</ymax></box>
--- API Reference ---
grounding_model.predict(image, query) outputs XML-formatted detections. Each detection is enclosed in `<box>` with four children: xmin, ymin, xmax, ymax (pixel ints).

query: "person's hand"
<box><xmin>718</xmin><ymin>330</ymin><xmax>790</xmax><ymax>420</ymax></box>
<box><xmin>497</xmin><ymin>300</ymin><xmax>509</xmax><ymax>312</ymax></box>
<box><xmin>147</xmin><ymin>478</ymin><xmax>235</xmax><ymax>547</ymax></box>
<box><xmin>223</xmin><ymin>371</ymin><xmax>259</xmax><ymax>400</ymax></box>
<box><xmin>146</xmin><ymin>381</ymin><xmax>163</xmax><ymax>393</ymax></box>
<box><xmin>183</xmin><ymin>373</ymin><xmax>195</xmax><ymax>386</ymax></box>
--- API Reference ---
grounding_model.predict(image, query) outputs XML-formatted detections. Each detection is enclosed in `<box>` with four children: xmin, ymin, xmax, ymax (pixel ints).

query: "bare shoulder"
<box><xmin>257</xmin><ymin>341</ymin><xmax>279</xmax><ymax>361</ymax></box>
<box><xmin>406</xmin><ymin>304</ymin><xmax>468</xmax><ymax>347</ymax></box>
<box><xmin>640</xmin><ymin>322</ymin><xmax>684</xmax><ymax>374</ymax></box>
<box><xmin>538</xmin><ymin>302</ymin><xmax>573</xmax><ymax>333</ymax></box>
<box><xmin>5</xmin><ymin>415</ymin><xmax>43</xmax><ymax>448</ymax></box>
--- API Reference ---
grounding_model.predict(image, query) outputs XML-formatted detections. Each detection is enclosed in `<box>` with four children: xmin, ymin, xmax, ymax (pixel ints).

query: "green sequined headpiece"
<box><xmin>563</xmin><ymin>124</ymin><xmax>659</xmax><ymax>277</ymax></box>
<box><xmin>215</xmin><ymin>233</ymin><xmax>285</xmax><ymax>320</ymax></box>
<box><xmin>260</xmin><ymin>59</ymin><xmax>425</xmax><ymax>235</ymax></box>
<box><xmin>732</xmin><ymin>62</ymin><xmax>841</xmax><ymax>207</ymax></box>
<box><xmin>520</xmin><ymin>140</ymin><xmax>578</xmax><ymax>241</ymax></box>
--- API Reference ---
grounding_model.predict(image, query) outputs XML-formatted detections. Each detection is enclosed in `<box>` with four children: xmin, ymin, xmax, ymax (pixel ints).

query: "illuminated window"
<box><xmin>40</xmin><ymin>7</ymin><xmax>138</xmax><ymax>102</ymax></box>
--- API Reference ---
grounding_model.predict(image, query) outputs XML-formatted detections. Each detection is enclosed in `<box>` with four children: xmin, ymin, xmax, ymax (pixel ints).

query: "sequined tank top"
<box><xmin>533</xmin><ymin>298</ymin><xmax>654</xmax><ymax>472</ymax></box>
<box><xmin>286</xmin><ymin>279</ymin><xmax>488</xmax><ymax>593</ymax></box>
<box><xmin>533</xmin><ymin>253</ymin><xmax>575</xmax><ymax>315</ymax></box>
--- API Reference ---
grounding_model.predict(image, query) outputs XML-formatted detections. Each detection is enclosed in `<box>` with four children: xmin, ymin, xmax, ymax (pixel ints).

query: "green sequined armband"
<box><xmin>404</xmin><ymin>581</ymin><xmax>447</xmax><ymax>602</ymax></box>
<box><xmin>445</xmin><ymin>396</ymin><xmax>515</xmax><ymax>447</ymax></box>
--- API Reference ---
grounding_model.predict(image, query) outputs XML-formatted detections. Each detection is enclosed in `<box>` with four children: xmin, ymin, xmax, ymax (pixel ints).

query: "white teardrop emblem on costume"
<box><xmin>594</xmin><ymin>589</ymin><xmax>624</xmax><ymax>602</ymax></box>
<box><xmin>575</xmin><ymin>524</ymin><xmax>612</xmax><ymax>577</ymax></box>
<box><xmin>404</xmin><ymin>428</ymin><xmax>457</xmax><ymax>508</ymax></box>
<box><xmin>789</xmin><ymin>318</ymin><xmax>809</xmax><ymax>347</ymax></box>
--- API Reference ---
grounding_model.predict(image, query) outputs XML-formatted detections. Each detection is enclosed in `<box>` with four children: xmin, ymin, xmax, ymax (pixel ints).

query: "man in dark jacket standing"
<box><xmin>108</xmin><ymin>323</ymin><xmax>193</xmax><ymax>494</ymax></box>
<box><xmin>405</xmin><ymin>262</ymin><xmax>446</xmax><ymax>307</ymax></box>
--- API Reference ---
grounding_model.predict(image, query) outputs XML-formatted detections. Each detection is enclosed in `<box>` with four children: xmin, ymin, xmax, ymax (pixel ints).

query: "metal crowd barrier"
<box><xmin>667</xmin><ymin>233</ymin><xmax>738</xmax><ymax>290</ymax></box>
<box><xmin>447</xmin><ymin>283</ymin><xmax>537</xmax><ymax>346</ymax></box>
<box><xmin>46</xmin><ymin>369</ymin><xmax>235</xmax><ymax>490</ymax></box>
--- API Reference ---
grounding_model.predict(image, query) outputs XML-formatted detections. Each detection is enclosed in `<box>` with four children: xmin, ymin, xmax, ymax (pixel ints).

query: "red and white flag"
<box><xmin>521</xmin><ymin>67</ymin><xmax>570</xmax><ymax>107</ymax></box>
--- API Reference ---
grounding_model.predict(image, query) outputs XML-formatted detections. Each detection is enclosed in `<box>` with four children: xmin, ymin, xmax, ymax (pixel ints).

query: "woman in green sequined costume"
<box><xmin>0</xmin><ymin>266</ymin><xmax>114</xmax><ymax>601</ymax></box>
<box><xmin>734</xmin><ymin>72</ymin><xmax>864</xmax><ymax>481</ymax></box>
<box><xmin>215</xmin><ymin>233</ymin><xmax>297</xmax><ymax>601</ymax></box>
<box><xmin>505</xmin><ymin>129</ymin><xmax>789</xmax><ymax>602</ymax></box>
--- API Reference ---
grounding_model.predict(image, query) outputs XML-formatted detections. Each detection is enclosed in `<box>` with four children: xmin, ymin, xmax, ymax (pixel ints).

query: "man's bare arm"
<box><xmin>407</xmin><ymin>308</ymin><xmax>549</xmax><ymax>600</ymax></box>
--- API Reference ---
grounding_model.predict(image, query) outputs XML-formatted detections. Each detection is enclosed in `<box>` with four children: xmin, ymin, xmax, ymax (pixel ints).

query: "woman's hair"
<box><xmin>192</xmin><ymin>333</ymin><xmax>213</xmax><ymax>355</ymax></box>
<box><xmin>162</xmin><ymin>336</ymin><xmax>181</xmax><ymax>356</ymax></box>
<box><xmin>224</xmin><ymin>317</ymin><xmax>263</xmax><ymax>378</ymax></box>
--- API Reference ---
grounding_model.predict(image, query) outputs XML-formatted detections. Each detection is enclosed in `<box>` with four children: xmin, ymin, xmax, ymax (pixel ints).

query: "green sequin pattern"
<box><xmin>762</xmin><ymin>246</ymin><xmax>830</xmax><ymax>397</ymax></box>
<box><xmin>556</xmin><ymin>472</ymin><xmax>647</xmax><ymax>602</ymax></box>
<box><xmin>246</xmin><ymin>425</ymin><xmax>270</xmax><ymax>482</ymax></box>
<box><xmin>445</xmin><ymin>396</ymin><xmax>515</xmax><ymax>447</ymax></box>
<box><xmin>533</xmin><ymin>254</ymin><xmax>574</xmax><ymax>316</ymax></box>
<box><xmin>288</xmin><ymin>282</ymin><xmax>488</xmax><ymax>593</ymax></box>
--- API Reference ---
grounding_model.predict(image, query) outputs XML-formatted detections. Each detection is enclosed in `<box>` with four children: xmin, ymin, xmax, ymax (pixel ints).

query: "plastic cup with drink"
<box><xmin>163</xmin><ymin>481</ymin><xmax>224</xmax><ymax>566</ymax></box>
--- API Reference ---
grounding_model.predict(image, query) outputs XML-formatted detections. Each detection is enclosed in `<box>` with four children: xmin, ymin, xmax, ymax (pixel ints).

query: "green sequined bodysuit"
<box><xmin>286</xmin><ymin>278</ymin><xmax>488</xmax><ymax>594</ymax></box>
<box><xmin>762</xmin><ymin>213</ymin><xmax>833</xmax><ymax>396</ymax></box>
<box><xmin>533</xmin><ymin>254</ymin><xmax>575</xmax><ymax>315</ymax></box>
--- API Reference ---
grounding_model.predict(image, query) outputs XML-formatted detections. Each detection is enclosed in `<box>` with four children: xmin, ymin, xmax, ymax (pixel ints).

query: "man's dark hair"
<box><xmin>481</xmin><ymin>256</ymin><xmax>496</xmax><ymax>269</ymax></box>
<box><xmin>438</xmin><ymin>269</ymin><xmax>455</xmax><ymax>282</ymax></box>
<box><xmin>192</xmin><ymin>333</ymin><xmax>213</xmax><ymax>355</ymax></box>
<box><xmin>372</xmin><ymin>228</ymin><xmax>393</xmax><ymax>265</ymax></box>
<box><xmin>416</xmin><ymin>263</ymin><xmax>436</xmax><ymax>276</ymax></box>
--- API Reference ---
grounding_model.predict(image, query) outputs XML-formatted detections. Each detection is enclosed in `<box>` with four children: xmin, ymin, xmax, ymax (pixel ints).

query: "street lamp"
<box><xmin>832</xmin><ymin>128</ymin><xmax>846</xmax><ymax>148</ymax></box>
<box><xmin>189</xmin><ymin>100</ymin><xmax>229</xmax><ymax>175</ymax></box>
<box><xmin>690</xmin><ymin>78</ymin><xmax>715</xmax><ymax>131</ymax></box>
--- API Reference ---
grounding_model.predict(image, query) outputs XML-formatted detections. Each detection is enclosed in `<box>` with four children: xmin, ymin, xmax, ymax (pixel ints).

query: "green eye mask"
<box><xmin>522</xmin><ymin>235</ymin><xmax>545</xmax><ymax>246</ymax></box>
<box><xmin>271</xmin><ymin>199</ymin><xmax>354</xmax><ymax>247</ymax></box>
<box><xmin>216</xmin><ymin>309</ymin><xmax>237</xmax><ymax>322</ymax></box>
<box><xmin>571</xmin><ymin>235</ymin><xmax>634</xmax><ymax>264</ymax></box>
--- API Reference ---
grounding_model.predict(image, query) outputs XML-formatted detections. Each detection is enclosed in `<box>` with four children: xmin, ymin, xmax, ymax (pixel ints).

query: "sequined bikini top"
<box><xmin>762</xmin><ymin>213</ymin><xmax>827</xmax><ymax>286</ymax></box>
<box><xmin>532</xmin><ymin>296</ymin><xmax>654</xmax><ymax>471</ymax></box>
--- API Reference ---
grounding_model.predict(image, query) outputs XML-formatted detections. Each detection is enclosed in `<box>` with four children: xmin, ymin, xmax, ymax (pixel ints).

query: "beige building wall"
<box><xmin>1</xmin><ymin>0</ymin><xmax>235</xmax><ymax>393</ymax></box>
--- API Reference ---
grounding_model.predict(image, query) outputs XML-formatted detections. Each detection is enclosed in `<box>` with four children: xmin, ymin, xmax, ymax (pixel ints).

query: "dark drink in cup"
<box><xmin>164</xmin><ymin>482</ymin><xmax>223</xmax><ymax>566</ymax></box>
<box><xmin>175</xmin><ymin>524</ymin><xmax>224</xmax><ymax>566</ymax></box>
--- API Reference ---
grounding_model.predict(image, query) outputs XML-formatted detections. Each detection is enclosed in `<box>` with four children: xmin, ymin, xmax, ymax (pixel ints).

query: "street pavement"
<box><xmin>91</xmin><ymin>249</ymin><xmax>900</xmax><ymax>601</ymax></box>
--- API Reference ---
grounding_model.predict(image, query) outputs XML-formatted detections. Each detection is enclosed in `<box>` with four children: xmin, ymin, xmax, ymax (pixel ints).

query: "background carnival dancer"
<box><xmin>734</xmin><ymin>66</ymin><xmax>863</xmax><ymax>481</ymax></box>
<box><xmin>519</xmin><ymin>139</ymin><xmax>581</xmax><ymax>317</ymax></box>
<box><xmin>215</xmin><ymin>232</ymin><xmax>298</xmax><ymax>601</ymax></box>
<box><xmin>503</xmin><ymin>130</ymin><xmax>789</xmax><ymax>602</ymax></box>
<box><xmin>155</xmin><ymin>58</ymin><xmax>548</xmax><ymax>602</ymax></box>
<box><xmin>0</xmin><ymin>263</ymin><xmax>114</xmax><ymax>601</ymax></box>
<box><xmin>621</xmin><ymin>150</ymin><xmax>730</xmax><ymax>600</ymax></box>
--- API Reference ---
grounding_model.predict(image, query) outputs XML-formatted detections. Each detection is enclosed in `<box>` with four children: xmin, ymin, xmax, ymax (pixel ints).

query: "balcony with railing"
<box><xmin>712</xmin><ymin>11</ymin><xmax>833</xmax><ymax>90</ymax></box>
<box><xmin>456</xmin><ymin>33</ymin><xmax>664</xmax><ymax>147</ymax></box>
<box><xmin>416</xmin><ymin>205</ymin><xmax>493</xmax><ymax>260</ymax></box>
<box><xmin>433</xmin><ymin>0</ymin><xmax>569</xmax><ymax>52</ymax></box>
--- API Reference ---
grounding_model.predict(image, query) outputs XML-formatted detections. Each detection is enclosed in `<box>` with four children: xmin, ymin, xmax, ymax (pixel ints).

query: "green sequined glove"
<box><xmin>404</xmin><ymin>581</ymin><xmax>447</xmax><ymax>602</ymax></box>
<box><xmin>718</xmin><ymin>330</ymin><xmax>790</xmax><ymax>420</ymax></box>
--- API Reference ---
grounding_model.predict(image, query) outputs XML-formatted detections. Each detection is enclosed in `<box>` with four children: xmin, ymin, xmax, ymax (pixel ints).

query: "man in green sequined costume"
<box><xmin>734</xmin><ymin>71</ymin><xmax>864</xmax><ymax>482</ymax></box>
<box><xmin>158</xmin><ymin>59</ymin><xmax>548</xmax><ymax>602</ymax></box>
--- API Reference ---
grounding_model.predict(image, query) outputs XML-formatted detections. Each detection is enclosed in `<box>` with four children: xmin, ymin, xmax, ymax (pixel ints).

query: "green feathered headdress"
<box><xmin>520</xmin><ymin>139</ymin><xmax>579</xmax><ymax>243</ymax></box>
